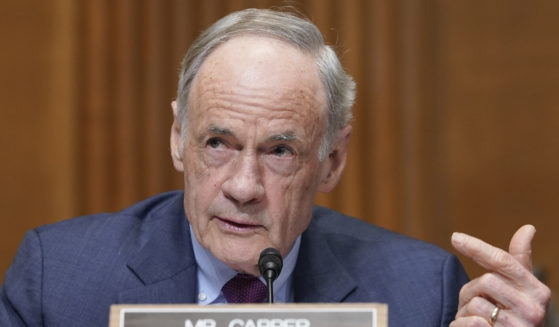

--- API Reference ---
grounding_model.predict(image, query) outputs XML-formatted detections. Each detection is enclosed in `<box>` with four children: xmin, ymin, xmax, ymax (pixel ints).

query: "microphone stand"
<box><xmin>264</xmin><ymin>271</ymin><xmax>275</xmax><ymax>304</ymax></box>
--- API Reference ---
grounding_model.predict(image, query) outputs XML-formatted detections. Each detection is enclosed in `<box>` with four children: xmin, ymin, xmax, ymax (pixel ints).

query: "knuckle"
<box><xmin>468</xmin><ymin>317</ymin><xmax>486</xmax><ymax>327</ymax></box>
<box><xmin>458</xmin><ymin>280</ymin><xmax>475</xmax><ymax>302</ymax></box>
<box><xmin>516</xmin><ymin>297</ymin><xmax>547</xmax><ymax>324</ymax></box>
<box><xmin>489</xmin><ymin>248</ymin><xmax>508</xmax><ymax>265</ymax></box>
<box><xmin>451</xmin><ymin>317</ymin><xmax>483</xmax><ymax>327</ymax></box>
<box><xmin>491</xmin><ymin>251</ymin><xmax>524</xmax><ymax>275</ymax></box>
<box><xmin>498</xmin><ymin>314</ymin><xmax>522</xmax><ymax>327</ymax></box>
<box><xmin>538</xmin><ymin>284</ymin><xmax>552</xmax><ymax>303</ymax></box>
<box><xmin>454</xmin><ymin>308</ymin><xmax>491</xmax><ymax>327</ymax></box>
<box><xmin>525</xmin><ymin>304</ymin><xmax>546</xmax><ymax>324</ymax></box>
<box><xmin>478</xmin><ymin>272</ymin><xmax>497</xmax><ymax>288</ymax></box>
<box><xmin>468</xmin><ymin>297</ymin><xmax>486</xmax><ymax>314</ymax></box>
<box><xmin>458</xmin><ymin>284</ymin><xmax>469</xmax><ymax>300</ymax></box>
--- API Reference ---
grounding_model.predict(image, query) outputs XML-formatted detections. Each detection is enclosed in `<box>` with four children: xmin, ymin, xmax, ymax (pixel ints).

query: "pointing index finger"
<box><xmin>451</xmin><ymin>231</ymin><xmax>529</xmax><ymax>281</ymax></box>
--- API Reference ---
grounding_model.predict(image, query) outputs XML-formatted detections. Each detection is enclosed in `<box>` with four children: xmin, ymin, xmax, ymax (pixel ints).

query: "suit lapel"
<box><xmin>293</xmin><ymin>213</ymin><xmax>357</xmax><ymax>302</ymax></box>
<box><xmin>117</xmin><ymin>199</ymin><xmax>357</xmax><ymax>304</ymax></box>
<box><xmin>119</xmin><ymin>196</ymin><xmax>198</xmax><ymax>304</ymax></box>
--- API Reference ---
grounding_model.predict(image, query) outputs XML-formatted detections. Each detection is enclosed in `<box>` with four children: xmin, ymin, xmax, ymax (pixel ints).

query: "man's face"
<box><xmin>172</xmin><ymin>36</ymin><xmax>335</xmax><ymax>275</ymax></box>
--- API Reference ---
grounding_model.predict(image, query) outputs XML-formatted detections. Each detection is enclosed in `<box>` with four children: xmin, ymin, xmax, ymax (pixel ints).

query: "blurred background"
<box><xmin>1</xmin><ymin>0</ymin><xmax>557</xmax><ymax>319</ymax></box>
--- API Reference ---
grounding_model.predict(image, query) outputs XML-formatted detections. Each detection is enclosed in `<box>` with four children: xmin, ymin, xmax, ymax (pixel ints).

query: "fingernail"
<box><xmin>451</xmin><ymin>232</ymin><xmax>465</xmax><ymax>246</ymax></box>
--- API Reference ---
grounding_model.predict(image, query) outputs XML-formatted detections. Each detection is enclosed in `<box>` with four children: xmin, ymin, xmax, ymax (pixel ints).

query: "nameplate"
<box><xmin>109</xmin><ymin>303</ymin><xmax>387</xmax><ymax>327</ymax></box>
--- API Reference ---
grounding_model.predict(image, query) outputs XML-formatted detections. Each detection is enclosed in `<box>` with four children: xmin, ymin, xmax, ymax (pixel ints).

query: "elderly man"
<box><xmin>0</xmin><ymin>8</ymin><xmax>550</xmax><ymax>327</ymax></box>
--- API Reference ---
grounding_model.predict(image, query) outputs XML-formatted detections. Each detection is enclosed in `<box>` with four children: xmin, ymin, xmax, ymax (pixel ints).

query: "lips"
<box><xmin>215</xmin><ymin>216</ymin><xmax>262</xmax><ymax>232</ymax></box>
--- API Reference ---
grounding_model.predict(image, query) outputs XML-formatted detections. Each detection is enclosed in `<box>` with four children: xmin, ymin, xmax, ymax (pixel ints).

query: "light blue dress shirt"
<box><xmin>190</xmin><ymin>227</ymin><xmax>300</xmax><ymax>304</ymax></box>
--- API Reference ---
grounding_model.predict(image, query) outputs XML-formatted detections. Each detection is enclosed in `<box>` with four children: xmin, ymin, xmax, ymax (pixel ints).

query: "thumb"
<box><xmin>508</xmin><ymin>224</ymin><xmax>536</xmax><ymax>272</ymax></box>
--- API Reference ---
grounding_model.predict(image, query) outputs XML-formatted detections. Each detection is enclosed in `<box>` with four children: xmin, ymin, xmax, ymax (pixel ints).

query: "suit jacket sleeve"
<box><xmin>1</xmin><ymin>230</ymin><xmax>44</xmax><ymax>326</ymax></box>
<box><xmin>440</xmin><ymin>254</ymin><xmax>469</xmax><ymax>326</ymax></box>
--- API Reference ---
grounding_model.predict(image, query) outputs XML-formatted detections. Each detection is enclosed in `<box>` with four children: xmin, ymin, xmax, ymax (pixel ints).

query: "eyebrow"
<box><xmin>208</xmin><ymin>124</ymin><xmax>298</xmax><ymax>142</ymax></box>
<box><xmin>268</xmin><ymin>131</ymin><xmax>297</xmax><ymax>142</ymax></box>
<box><xmin>208</xmin><ymin>124</ymin><xmax>234</xmax><ymax>136</ymax></box>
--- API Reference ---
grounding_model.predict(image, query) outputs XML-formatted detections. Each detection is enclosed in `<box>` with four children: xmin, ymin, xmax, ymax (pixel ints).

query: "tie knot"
<box><xmin>222</xmin><ymin>273</ymin><xmax>267</xmax><ymax>303</ymax></box>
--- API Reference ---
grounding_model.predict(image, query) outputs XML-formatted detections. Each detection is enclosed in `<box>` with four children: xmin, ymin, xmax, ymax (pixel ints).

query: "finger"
<box><xmin>508</xmin><ymin>225</ymin><xmax>535</xmax><ymax>272</ymax></box>
<box><xmin>450</xmin><ymin>316</ymin><xmax>489</xmax><ymax>327</ymax></box>
<box><xmin>451</xmin><ymin>232</ymin><xmax>528</xmax><ymax>281</ymax></box>
<box><xmin>458</xmin><ymin>272</ymin><xmax>550</xmax><ymax>325</ymax></box>
<box><xmin>457</xmin><ymin>272</ymin><xmax>524</xmax><ymax>311</ymax></box>
<box><xmin>455</xmin><ymin>295</ymin><xmax>494</xmax><ymax>319</ymax></box>
<box><xmin>452</xmin><ymin>311</ymin><xmax>523</xmax><ymax>327</ymax></box>
<box><xmin>454</xmin><ymin>297</ymin><xmax>523</xmax><ymax>327</ymax></box>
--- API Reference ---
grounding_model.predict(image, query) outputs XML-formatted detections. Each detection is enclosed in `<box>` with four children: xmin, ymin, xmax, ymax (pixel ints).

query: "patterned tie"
<box><xmin>222</xmin><ymin>273</ymin><xmax>267</xmax><ymax>303</ymax></box>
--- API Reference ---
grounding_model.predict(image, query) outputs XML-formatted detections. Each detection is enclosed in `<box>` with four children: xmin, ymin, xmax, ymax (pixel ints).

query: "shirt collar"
<box><xmin>190</xmin><ymin>226</ymin><xmax>300</xmax><ymax>304</ymax></box>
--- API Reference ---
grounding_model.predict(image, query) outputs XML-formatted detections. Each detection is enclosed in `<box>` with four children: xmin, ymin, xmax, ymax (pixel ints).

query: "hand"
<box><xmin>450</xmin><ymin>225</ymin><xmax>551</xmax><ymax>326</ymax></box>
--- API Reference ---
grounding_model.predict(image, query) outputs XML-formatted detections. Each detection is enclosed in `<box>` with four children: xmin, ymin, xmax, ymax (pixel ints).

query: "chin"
<box><xmin>218</xmin><ymin>246</ymin><xmax>261</xmax><ymax>275</ymax></box>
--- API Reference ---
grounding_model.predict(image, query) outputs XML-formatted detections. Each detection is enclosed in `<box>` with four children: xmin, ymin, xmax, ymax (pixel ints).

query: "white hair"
<box><xmin>176</xmin><ymin>8</ymin><xmax>355</xmax><ymax>160</ymax></box>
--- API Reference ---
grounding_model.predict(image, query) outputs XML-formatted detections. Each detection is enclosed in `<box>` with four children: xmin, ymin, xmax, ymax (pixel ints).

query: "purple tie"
<box><xmin>222</xmin><ymin>273</ymin><xmax>267</xmax><ymax>303</ymax></box>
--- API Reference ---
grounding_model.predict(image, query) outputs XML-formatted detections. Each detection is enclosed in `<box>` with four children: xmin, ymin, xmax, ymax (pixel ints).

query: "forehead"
<box><xmin>188</xmin><ymin>36</ymin><xmax>327</xmax><ymax>126</ymax></box>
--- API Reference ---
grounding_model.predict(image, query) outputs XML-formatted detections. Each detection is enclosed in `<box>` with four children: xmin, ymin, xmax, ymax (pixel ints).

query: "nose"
<box><xmin>221</xmin><ymin>152</ymin><xmax>265</xmax><ymax>205</ymax></box>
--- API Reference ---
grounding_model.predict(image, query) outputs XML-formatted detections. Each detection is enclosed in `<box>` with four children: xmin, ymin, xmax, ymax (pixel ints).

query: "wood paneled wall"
<box><xmin>1</xmin><ymin>0</ymin><xmax>558</xmax><ymax>301</ymax></box>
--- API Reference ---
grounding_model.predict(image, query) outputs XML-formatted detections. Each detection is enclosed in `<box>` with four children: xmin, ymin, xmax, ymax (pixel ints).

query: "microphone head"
<box><xmin>258</xmin><ymin>248</ymin><xmax>283</xmax><ymax>281</ymax></box>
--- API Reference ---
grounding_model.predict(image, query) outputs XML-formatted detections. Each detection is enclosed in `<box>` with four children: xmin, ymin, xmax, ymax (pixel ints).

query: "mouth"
<box><xmin>215</xmin><ymin>216</ymin><xmax>262</xmax><ymax>233</ymax></box>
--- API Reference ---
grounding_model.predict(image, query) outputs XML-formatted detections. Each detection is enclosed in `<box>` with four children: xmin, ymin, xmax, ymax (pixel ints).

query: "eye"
<box><xmin>207</xmin><ymin>137</ymin><xmax>225</xmax><ymax>149</ymax></box>
<box><xmin>270</xmin><ymin>145</ymin><xmax>293</xmax><ymax>157</ymax></box>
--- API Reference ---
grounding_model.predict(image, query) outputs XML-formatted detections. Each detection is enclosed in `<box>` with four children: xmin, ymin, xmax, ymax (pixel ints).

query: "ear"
<box><xmin>318</xmin><ymin>125</ymin><xmax>352</xmax><ymax>193</ymax></box>
<box><xmin>170</xmin><ymin>100</ymin><xmax>184</xmax><ymax>172</ymax></box>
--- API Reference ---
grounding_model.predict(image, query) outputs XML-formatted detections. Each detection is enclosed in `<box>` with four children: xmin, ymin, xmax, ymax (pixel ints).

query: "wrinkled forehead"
<box><xmin>190</xmin><ymin>36</ymin><xmax>328</xmax><ymax>119</ymax></box>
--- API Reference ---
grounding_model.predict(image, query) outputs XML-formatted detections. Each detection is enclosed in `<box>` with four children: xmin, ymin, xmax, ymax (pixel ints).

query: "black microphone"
<box><xmin>258</xmin><ymin>248</ymin><xmax>283</xmax><ymax>304</ymax></box>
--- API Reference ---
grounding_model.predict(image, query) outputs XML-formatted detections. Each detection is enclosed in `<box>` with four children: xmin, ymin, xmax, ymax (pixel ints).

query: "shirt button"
<box><xmin>198</xmin><ymin>292</ymin><xmax>207</xmax><ymax>302</ymax></box>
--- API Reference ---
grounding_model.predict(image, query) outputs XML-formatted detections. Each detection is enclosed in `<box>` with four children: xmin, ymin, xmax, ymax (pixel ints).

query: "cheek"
<box><xmin>182</xmin><ymin>149</ymin><xmax>218</xmax><ymax>217</ymax></box>
<box><xmin>182</xmin><ymin>143</ymin><xmax>215</xmax><ymax>183</ymax></box>
<box><xmin>283</xmin><ymin>162</ymin><xmax>323</xmax><ymax>199</ymax></box>
<box><xmin>266</xmin><ymin>156</ymin><xmax>324</xmax><ymax>209</ymax></box>
<box><xmin>183</xmin><ymin>156</ymin><xmax>202</xmax><ymax>189</ymax></box>
<box><xmin>266</xmin><ymin>166</ymin><xmax>321</xmax><ymax>237</ymax></box>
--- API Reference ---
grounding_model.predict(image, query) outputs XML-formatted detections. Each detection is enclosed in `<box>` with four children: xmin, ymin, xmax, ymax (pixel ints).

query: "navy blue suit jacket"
<box><xmin>1</xmin><ymin>191</ymin><xmax>468</xmax><ymax>326</ymax></box>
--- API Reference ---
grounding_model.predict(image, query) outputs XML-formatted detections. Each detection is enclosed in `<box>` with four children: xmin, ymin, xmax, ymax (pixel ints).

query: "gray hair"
<box><xmin>176</xmin><ymin>8</ymin><xmax>355</xmax><ymax>160</ymax></box>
